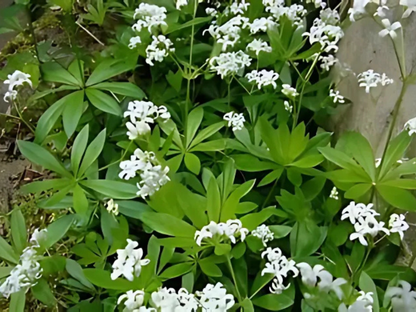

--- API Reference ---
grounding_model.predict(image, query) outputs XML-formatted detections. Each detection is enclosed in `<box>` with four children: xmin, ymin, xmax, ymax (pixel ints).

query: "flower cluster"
<box><xmin>284</xmin><ymin>101</ymin><xmax>293</xmax><ymax>113</ymax></box>
<box><xmin>0</xmin><ymin>228</ymin><xmax>47</xmax><ymax>298</ymax></box>
<box><xmin>223</xmin><ymin>111</ymin><xmax>245</xmax><ymax>131</ymax></box>
<box><xmin>252</xmin><ymin>224</ymin><xmax>274</xmax><ymax>247</ymax></box>
<box><xmin>389</xmin><ymin>213</ymin><xmax>409</xmax><ymax>240</ymax></box>
<box><xmin>282</xmin><ymin>84</ymin><xmax>299</xmax><ymax>98</ymax></box>
<box><xmin>118</xmin><ymin>283</ymin><xmax>235</xmax><ymax>311</ymax></box>
<box><xmin>111</xmin><ymin>239</ymin><xmax>150</xmax><ymax>281</ymax></box>
<box><xmin>338</xmin><ymin>291</ymin><xmax>374</xmax><ymax>311</ymax></box>
<box><xmin>119</xmin><ymin>148</ymin><xmax>170</xmax><ymax>198</ymax></box>
<box><xmin>297</xmin><ymin>262</ymin><xmax>346</xmax><ymax>300</ymax></box>
<box><xmin>3</xmin><ymin>70</ymin><xmax>32</xmax><ymax>102</ymax></box>
<box><xmin>204</xmin><ymin>15</ymin><xmax>248</xmax><ymax>51</ymax></box>
<box><xmin>342</xmin><ymin>202</ymin><xmax>389</xmax><ymax>246</ymax></box>
<box><xmin>263</xmin><ymin>0</ymin><xmax>307</xmax><ymax>28</ymax></box>
<box><xmin>379</xmin><ymin>19</ymin><xmax>401</xmax><ymax>39</ymax></box>
<box><xmin>132</xmin><ymin>3</ymin><xmax>167</xmax><ymax>33</ymax></box>
<box><xmin>194</xmin><ymin>220</ymin><xmax>249</xmax><ymax>246</ymax></box>
<box><xmin>329</xmin><ymin>89</ymin><xmax>345</xmax><ymax>104</ymax></box>
<box><xmin>209</xmin><ymin>51</ymin><xmax>251</xmax><ymax>79</ymax></box>
<box><xmin>404</xmin><ymin>117</ymin><xmax>416</xmax><ymax>135</ymax></box>
<box><xmin>105</xmin><ymin>198</ymin><xmax>119</xmax><ymax>215</ymax></box>
<box><xmin>261</xmin><ymin>247</ymin><xmax>298</xmax><ymax>294</ymax></box>
<box><xmin>145</xmin><ymin>35</ymin><xmax>175</xmax><ymax>66</ymax></box>
<box><xmin>329</xmin><ymin>186</ymin><xmax>339</xmax><ymax>200</ymax></box>
<box><xmin>304</xmin><ymin>8</ymin><xmax>343</xmax><ymax>53</ymax></box>
<box><xmin>385</xmin><ymin>280</ymin><xmax>416</xmax><ymax>310</ymax></box>
<box><xmin>246</xmin><ymin>69</ymin><xmax>279</xmax><ymax>89</ymax></box>
<box><xmin>124</xmin><ymin>100</ymin><xmax>170</xmax><ymax>139</ymax></box>
<box><xmin>246</xmin><ymin>39</ymin><xmax>272</xmax><ymax>56</ymax></box>
<box><xmin>357</xmin><ymin>70</ymin><xmax>393</xmax><ymax>93</ymax></box>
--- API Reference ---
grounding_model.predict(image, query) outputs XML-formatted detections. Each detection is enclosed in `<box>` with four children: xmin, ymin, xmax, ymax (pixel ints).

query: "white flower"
<box><xmin>348</xmin><ymin>0</ymin><xmax>370</xmax><ymax>22</ymax></box>
<box><xmin>244</xmin><ymin>17</ymin><xmax>275</xmax><ymax>34</ymax></box>
<box><xmin>303</xmin><ymin>16</ymin><xmax>344</xmax><ymax>53</ymax></box>
<box><xmin>319</xmin><ymin>55</ymin><xmax>338</xmax><ymax>71</ymax></box>
<box><xmin>132</xmin><ymin>3</ymin><xmax>167</xmax><ymax>32</ymax></box>
<box><xmin>106</xmin><ymin>199</ymin><xmax>119</xmax><ymax>216</ymax></box>
<box><xmin>246</xmin><ymin>39</ymin><xmax>272</xmax><ymax>56</ymax></box>
<box><xmin>206</xmin><ymin>7</ymin><xmax>218</xmax><ymax>17</ymax></box>
<box><xmin>379</xmin><ymin>19</ymin><xmax>401</xmax><ymax>39</ymax></box>
<box><xmin>151</xmin><ymin>287</ymin><xmax>180</xmax><ymax>311</ymax></box>
<box><xmin>176</xmin><ymin>0</ymin><xmax>188</xmax><ymax>10</ymax></box>
<box><xmin>197</xmin><ymin>282</ymin><xmax>235</xmax><ymax>311</ymax></box>
<box><xmin>194</xmin><ymin>220</ymin><xmax>248</xmax><ymax>246</ymax></box>
<box><xmin>118</xmin><ymin>290</ymin><xmax>145</xmax><ymax>312</ymax></box>
<box><xmin>404</xmin><ymin>117</ymin><xmax>416</xmax><ymax>135</ymax></box>
<box><xmin>350</xmin><ymin>214</ymin><xmax>390</xmax><ymax>246</ymax></box>
<box><xmin>177</xmin><ymin>288</ymin><xmax>200</xmax><ymax>311</ymax></box>
<box><xmin>306</xmin><ymin>0</ymin><xmax>326</xmax><ymax>8</ymax></box>
<box><xmin>128</xmin><ymin>36</ymin><xmax>142</xmax><ymax>49</ymax></box>
<box><xmin>119</xmin><ymin>149</ymin><xmax>155</xmax><ymax>180</ymax></box>
<box><xmin>297</xmin><ymin>263</ymin><xmax>346</xmax><ymax>300</ymax></box>
<box><xmin>389</xmin><ymin>213</ymin><xmax>409</xmax><ymax>240</ymax></box>
<box><xmin>204</xmin><ymin>15</ymin><xmax>248</xmax><ymax>51</ymax></box>
<box><xmin>124</xmin><ymin>100</ymin><xmax>170</xmax><ymax>138</ymax></box>
<box><xmin>401</xmin><ymin>0</ymin><xmax>416</xmax><ymax>18</ymax></box>
<box><xmin>357</xmin><ymin>70</ymin><xmax>392</xmax><ymax>93</ymax></box>
<box><xmin>229</xmin><ymin>0</ymin><xmax>250</xmax><ymax>15</ymax></box>
<box><xmin>252</xmin><ymin>224</ymin><xmax>274</xmax><ymax>247</ymax></box>
<box><xmin>338</xmin><ymin>291</ymin><xmax>373</xmax><ymax>311</ymax></box>
<box><xmin>385</xmin><ymin>281</ymin><xmax>416</xmax><ymax>311</ymax></box>
<box><xmin>284</xmin><ymin>101</ymin><xmax>293</xmax><ymax>113</ymax></box>
<box><xmin>374</xmin><ymin>0</ymin><xmax>389</xmax><ymax>17</ymax></box>
<box><xmin>330</xmin><ymin>187</ymin><xmax>339</xmax><ymax>200</ymax></box>
<box><xmin>209</xmin><ymin>51</ymin><xmax>251</xmax><ymax>79</ymax></box>
<box><xmin>261</xmin><ymin>247</ymin><xmax>298</xmax><ymax>294</ymax></box>
<box><xmin>2</xmin><ymin>70</ymin><xmax>32</xmax><ymax>102</ymax></box>
<box><xmin>282</xmin><ymin>84</ymin><xmax>299</xmax><ymax>98</ymax></box>
<box><xmin>223</xmin><ymin>111</ymin><xmax>245</xmax><ymax>131</ymax></box>
<box><xmin>0</xmin><ymin>246</ymin><xmax>42</xmax><ymax>298</ymax></box>
<box><xmin>29</xmin><ymin>229</ymin><xmax>48</xmax><ymax>247</ymax></box>
<box><xmin>246</xmin><ymin>70</ymin><xmax>279</xmax><ymax>89</ymax></box>
<box><xmin>320</xmin><ymin>8</ymin><xmax>340</xmax><ymax>25</ymax></box>
<box><xmin>264</xmin><ymin>0</ymin><xmax>307</xmax><ymax>27</ymax></box>
<box><xmin>146</xmin><ymin>35</ymin><xmax>175</xmax><ymax>66</ymax></box>
<box><xmin>341</xmin><ymin>202</ymin><xmax>379</xmax><ymax>224</ymax></box>
<box><xmin>330</xmin><ymin>89</ymin><xmax>345</xmax><ymax>104</ymax></box>
<box><xmin>136</xmin><ymin>165</ymin><xmax>170</xmax><ymax>199</ymax></box>
<box><xmin>111</xmin><ymin>239</ymin><xmax>150</xmax><ymax>281</ymax></box>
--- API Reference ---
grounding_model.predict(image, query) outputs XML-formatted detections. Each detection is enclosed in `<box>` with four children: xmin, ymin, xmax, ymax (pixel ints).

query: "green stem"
<box><xmin>226</xmin><ymin>256</ymin><xmax>241</xmax><ymax>302</ymax></box>
<box><xmin>12</xmin><ymin>100</ymin><xmax>35</xmax><ymax>133</ymax></box>
<box><xmin>262</xmin><ymin>178</ymin><xmax>278</xmax><ymax>208</ymax></box>
<box><xmin>98</xmin><ymin>141</ymin><xmax>133</xmax><ymax>172</ymax></box>
<box><xmin>249</xmin><ymin>275</ymin><xmax>274</xmax><ymax>300</ymax></box>
<box><xmin>26</xmin><ymin>5</ymin><xmax>40</xmax><ymax>63</ymax></box>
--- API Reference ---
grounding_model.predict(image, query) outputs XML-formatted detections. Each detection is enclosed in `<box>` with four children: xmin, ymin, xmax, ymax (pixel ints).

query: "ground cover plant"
<box><xmin>1</xmin><ymin>0</ymin><xmax>416</xmax><ymax>311</ymax></box>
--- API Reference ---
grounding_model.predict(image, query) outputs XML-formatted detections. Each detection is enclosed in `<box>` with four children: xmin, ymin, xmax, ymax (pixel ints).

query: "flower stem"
<box><xmin>226</xmin><ymin>256</ymin><xmax>242</xmax><ymax>302</ymax></box>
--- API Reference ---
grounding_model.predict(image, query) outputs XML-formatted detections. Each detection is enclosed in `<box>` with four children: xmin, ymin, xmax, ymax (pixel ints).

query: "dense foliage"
<box><xmin>1</xmin><ymin>0</ymin><xmax>416</xmax><ymax>311</ymax></box>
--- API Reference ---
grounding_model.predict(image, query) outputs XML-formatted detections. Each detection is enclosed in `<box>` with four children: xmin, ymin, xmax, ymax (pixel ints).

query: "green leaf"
<box><xmin>166</xmin><ymin>16</ymin><xmax>212</xmax><ymax>34</ymax></box>
<box><xmin>301</xmin><ymin>176</ymin><xmax>326</xmax><ymax>201</ymax></box>
<box><xmin>140</xmin><ymin>211</ymin><xmax>196</xmax><ymax>237</ymax></box>
<box><xmin>0</xmin><ymin>236</ymin><xmax>19</xmax><ymax>264</ymax></box>
<box><xmin>379</xmin><ymin>131</ymin><xmax>412</xmax><ymax>179</ymax></box>
<box><xmin>240</xmin><ymin>207</ymin><xmax>277</xmax><ymax>231</ymax></box>
<box><xmin>166</xmin><ymin>70</ymin><xmax>183</xmax><ymax>93</ymax></box>
<box><xmin>189</xmin><ymin>139</ymin><xmax>226</xmax><ymax>152</ymax></box>
<box><xmin>269</xmin><ymin>225</ymin><xmax>292</xmax><ymax>238</ymax></box>
<box><xmin>259</xmin><ymin>117</ymin><xmax>283</xmax><ymax>164</ymax></box>
<box><xmin>66</xmin><ymin>259</ymin><xmax>95</xmax><ymax>291</ymax></box>
<box><xmin>259</xmin><ymin>168</ymin><xmax>284</xmax><ymax>187</ymax></box>
<box><xmin>11</xmin><ymin>209</ymin><xmax>26</xmax><ymax>253</ymax></box>
<box><xmin>117</xmin><ymin>200</ymin><xmax>152</xmax><ymax>219</ymax></box>
<box><xmin>199</xmin><ymin>259</ymin><xmax>223</xmax><ymax>277</ymax></box>
<box><xmin>91</xmin><ymin>82</ymin><xmax>145</xmax><ymax>99</ymax></box>
<box><xmin>379</xmin><ymin>179</ymin><xmax>416</xmax><ymax>189</ymax></box>
<box><xmin>345</xmin><ymin>183</ymin><xmax>372</xmax><ymax>200</ymax></box>
<box><xmin>290</xmin><ymin>221</ymin><xmax>327</xmax><ymax>258</ymax></box>
<box><xmin>44</xmin><ymin>215</ymin><xmax>75</xmax><ymax>249</ymax></box>
<box><xmin>34</xmin><ymin>95</ymin><xmax>67</xmax><ymax>143</ymax></box>
<box><xmin>184</xmin><ymin>153</ymin><xmax>201</xmax><ymax>175</ymax></box>
<box><xmin>190</xmin><ymin>122</ymin><xmax>224</xmax><ymax>148</ymax></box>
<box><xmin>158</xmin><ymin>247</ymin><xmax>175</xmax><ymax>274</ymax></box>
<box><xmin>233</xmin><ymin>154</ymin><xmax>276</xmax><ymax>172</ymax></box>
<box><xmin>73</xmin><ymin>184</ymin><xmax>89</xmax><ymax>214</ymax></box>
<box><xmin>10</xmin><ymin>290</ymin><xmax>25</xmax><ymax>312</ymax></box>
<box><xmin>186</xmin><ymin>107</ymin><xmax>204</xmax><ymax>147</ymax></box>
<box><xmin>207</xmin><ymin>178</ymin><xmax>221</xmax><ymax>223</ymax></box>
<box><xmin>62</xmin><ymin>90</ymin><xmax>85</xmax><ymax>138</ymax></box>
<box><xmin>359</xmin><ymin>271</ymin><xmax>380</xmax><ymax>312</ymax></box>
<box><xmin>80</xmin><ymin>180</ymin><xmax>138</xmax><ymax>199</ymax></box>
<box><xmin>343</xmin><ymin>132</ymin><xmax>376</xmax><ymax>180</ymax></box>
<box><xmin>377</xmin><ymin>185</ymin><xmax>416</xmax><ymax>211</ymax></box>
<box><xmin>252</xmin><ymin>293</ymin><xmax>294</xmax><ymax>311</ymax></box>
<box><xmin>84</xmin><ymin>269</ymin><xmax>133</xmax><ymax>290</ymax></box>
<box><xmin>71</xmin><ymin>124</ymin><xmax>89</xmax><ymax>176</ymax></box>
<box><xmin>221</xmin><ymin>179</ymin><xmax>256</xmax><ymax>221</ymax></box>
<box><xmin>214</xmin><ymin>243</ymin><xmax>231</xmax><ymax>256</ymax></box>
<box><xmin>86</xmin><ymin>88</ymin><xmax>122</xmax><ymax>116</ymax></box>
<box><xmin>41</xmin><ymin>62</ymin><xmax>81</xmax><ymax>86</ymax></box>
<box><xmin>160</xmin><ymin>263</ymin><xmax>194</xmax><ymax>279</ymax></box>
<box><xmin>318</xmin><ymin>146</ymin><xmax>368</xmax><ymax>177</ymax></box>
<box><xmin>31</xmin><ymin>279</ymin><xmax>56</xmax><ymax>307</ymax></box>
<box><xmin>68</xmin><ymin>59</ymin><xmax>84</xmax><ymax>86</ymax></box>
<box><xmin>86</xmin><ymin>58</ymin><xmax>136</xmax><ymax>86</ymax></box>
<box><xmin>17</xmin><ymin>140</ymin><xmax>72</xmax><ymax>178</ymax></box>
<box><xmin>78</xmin><ymin>129</ymin><xmax>106</xmax><ymax>177</ymax></box>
